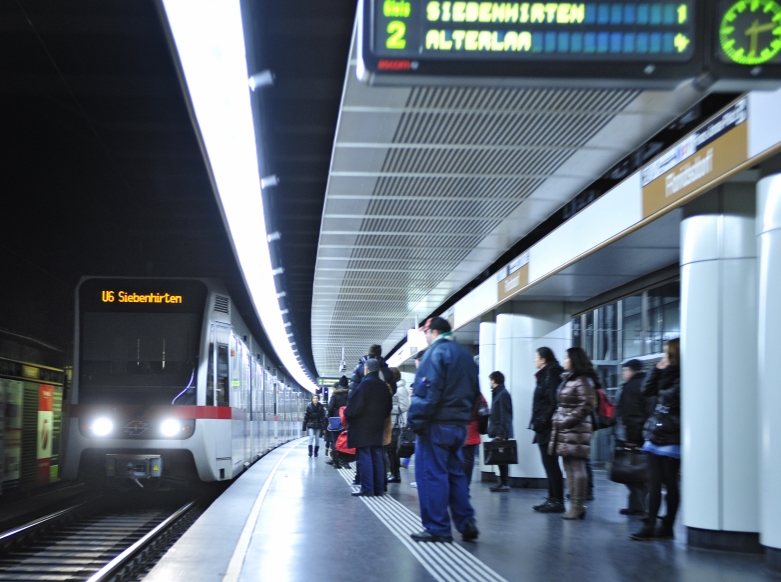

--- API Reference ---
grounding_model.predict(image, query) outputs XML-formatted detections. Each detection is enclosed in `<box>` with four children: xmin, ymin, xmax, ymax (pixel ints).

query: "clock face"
<box><xmin>720</xmin><ymin>0</ymin><xmax>781</xmax><ymax>65</ymax></box>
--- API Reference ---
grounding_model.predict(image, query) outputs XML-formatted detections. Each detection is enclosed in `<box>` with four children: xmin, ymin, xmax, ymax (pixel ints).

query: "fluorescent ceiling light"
<box><xmin>162</xmin><ymin>0</ymin><xmax>317</xmax><ymax>393</ymax></box>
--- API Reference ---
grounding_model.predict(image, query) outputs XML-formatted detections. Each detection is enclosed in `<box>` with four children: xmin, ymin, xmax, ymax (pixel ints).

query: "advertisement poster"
<box><xmin>37</xmin><ymin>385</ymin><xmax>54</xmax><ymax>485</ymax></box>
<box><xmin>3</xmin><ymin>380</ymin><xmax>22</xmax><ymax>484</ymax></box>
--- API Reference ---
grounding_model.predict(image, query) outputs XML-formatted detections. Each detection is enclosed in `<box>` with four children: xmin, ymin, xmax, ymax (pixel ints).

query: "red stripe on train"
<box><xmin>70</xmin><ymin>405</ymin><xmax>245</xmax><ymax>420</ymax></box>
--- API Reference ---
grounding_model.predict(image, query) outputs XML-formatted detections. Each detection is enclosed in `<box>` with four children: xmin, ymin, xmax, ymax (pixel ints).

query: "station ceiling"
<box><xmin>311</xmin><ymin>29</ymin><xmax>710</xmax><ymax>375</ymax></box>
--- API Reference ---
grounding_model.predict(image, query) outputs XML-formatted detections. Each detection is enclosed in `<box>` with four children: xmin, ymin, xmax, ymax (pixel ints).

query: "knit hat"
<box><xmin>338</xmin><ymin>375</ymin><xmax>349</xmax><ymax>387</ymax></box>
<box><xmin>622</xmin><ymin>359</ymin><xmax>643</xmax><ymax>371</ymax></box>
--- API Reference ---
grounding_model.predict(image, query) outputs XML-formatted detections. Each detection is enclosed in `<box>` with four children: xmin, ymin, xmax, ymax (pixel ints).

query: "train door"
<box><xmin>211</xmin><ymin>325</ymin><xmax>231</xmax><ymax>479</ymax></box>
<box><xmin>229</xmin><ymin>334</ymin><xmax>244</xmax><ymax>475</ymax></box>
<box><xmin>241</xmin><ymin>346</ymin><xmax>251</xmax><ymax>467</ymax></box>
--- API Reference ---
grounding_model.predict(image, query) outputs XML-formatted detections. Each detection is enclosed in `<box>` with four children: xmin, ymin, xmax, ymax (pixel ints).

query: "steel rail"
<box><xmin>84</xmin><ymin>500</ymin><xmax>196</xmax><ymax>582</ymax></box>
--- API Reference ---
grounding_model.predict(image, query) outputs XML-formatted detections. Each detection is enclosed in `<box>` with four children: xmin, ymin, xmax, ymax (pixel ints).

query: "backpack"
<box><xmin>595</xmin><ymin>388</ymin><xmax>616</xmax><ymax>429</ymax></box>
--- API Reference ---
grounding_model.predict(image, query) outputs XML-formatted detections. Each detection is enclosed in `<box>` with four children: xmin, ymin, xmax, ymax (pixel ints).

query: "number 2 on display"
<box><xmin>387</xmin><ymin>21</ymin><xmax>406</xmax><ymax>49</ymax></box>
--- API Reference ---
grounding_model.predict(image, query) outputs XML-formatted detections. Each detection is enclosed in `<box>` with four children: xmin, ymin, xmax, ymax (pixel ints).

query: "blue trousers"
<box><xmin>415</xmin><ymin>424</ymin><xmax>475</xmax><ymax>537</ymax></box>
<box><xmin>356</xmin><ymin>446</ymin><xmax>385</xmax><ymax>495</ymax></box>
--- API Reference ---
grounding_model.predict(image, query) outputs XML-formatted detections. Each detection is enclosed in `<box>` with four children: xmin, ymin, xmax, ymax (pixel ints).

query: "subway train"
<box><xmin>62</xmin><ymin>277</ymin><xmax>309</xmax><ymax>489</ymax></box>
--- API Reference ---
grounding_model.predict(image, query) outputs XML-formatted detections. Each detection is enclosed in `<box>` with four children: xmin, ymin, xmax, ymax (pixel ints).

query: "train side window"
<box><xmin>206</xmin><ymin>342</ymin><xmax>214</xmax><ymax>405</ymax></box>
<box><xmin>216</xmin><ymin>344</ymin><xmax>229</xmax><ymax>406</ymax></box>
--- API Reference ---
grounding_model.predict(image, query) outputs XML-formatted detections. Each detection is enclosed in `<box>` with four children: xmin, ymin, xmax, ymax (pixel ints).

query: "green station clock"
<box><xmin>720</xmin><ymin>0</ymin><xmax>781</xmax><ymax>65</ymax></box>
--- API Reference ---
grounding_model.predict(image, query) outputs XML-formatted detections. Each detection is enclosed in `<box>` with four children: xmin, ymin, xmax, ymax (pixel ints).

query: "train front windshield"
<box><xmin>78</xmin><ymin>279</ymin><xmax>208</xmax><ymax>406</ymax></box>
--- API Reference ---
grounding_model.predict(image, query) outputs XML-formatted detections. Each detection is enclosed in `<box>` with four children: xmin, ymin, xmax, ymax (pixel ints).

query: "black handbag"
<box><xmin>609</xmin><ymin>446</ymin><xmax>648</xmax><ymax>484</ymax></box>
<box><xmin>483</xmin><ymin>439</ymin><xmax>518</xmax><ymax>465</ymax></box>
<box><xmin>396</xmin><ymin>427</ymin><xmax>416</xmax><ymax>458</ymax></box>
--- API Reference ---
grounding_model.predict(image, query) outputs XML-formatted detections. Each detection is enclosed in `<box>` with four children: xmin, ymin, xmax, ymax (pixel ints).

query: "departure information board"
<box><xmin>359</xmin><ymin>1</ymin><xmax>702</xmax><ymax>86</ymax></box>
<box><xmin>373</xmin><ymin>2</ymin><xmax>695</xmax><ymax>61</ymax></box>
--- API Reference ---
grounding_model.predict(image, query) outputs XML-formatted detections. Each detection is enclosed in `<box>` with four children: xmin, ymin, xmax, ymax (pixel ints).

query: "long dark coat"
<box><xmin>529</xmin><ymin>364</ymin><xmax>563</xmax><ymax>445</ymax></box>
<box><xmin>616</xmin><ymin>371</ymin><xmax>649</xmax><ymax>444</ymax></box>
<box><xmin>548</xmin><ymin>373</ymin><xmax>595</xmax><ymax>459</ymax></box>
<box><xmin>345</xmin><ymin>372</ymin><xmax>392</xmax><ymax>449</ymax></box>
<box><xmin>642</xmin><ymin>365</ymin><xmax>680</xmax><ymax>446</ymax></box>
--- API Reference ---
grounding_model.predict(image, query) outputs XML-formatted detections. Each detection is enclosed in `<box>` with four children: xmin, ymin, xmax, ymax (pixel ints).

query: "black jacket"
<box><xmin>327</xmin><ymin>387</ymin><xmax>349</xmax><ymax>419</ymax></box>
<box><xmin>616</xmin><ymin>371</ymin><xmax>650</xmax><ymax>444</ymax></box>
<box><xmin>642</xmin><ymin>365</ymin><xmax>680</xmax><ymax>446</ymax></box>
<box><xmin>345</xmin><ymin>371</ymin><xmax>392</xmax><ymax>449</ymax></box>
<box><xmin>302</xmin><ymin>402</ymin><xmax>327</xmax><ymax>431</ymax></box>
<box><xmin>350</xmin><ymin>355</ymin><xmax>395</xmax><ymax>393</ymax></box>
<box><xmin>529</xmin><ymin>364</ymin><xmax>563</xmax><ymax>445</ymax></box>
<box><xmin>488</xmin><ymin>384</ymin><xmax>513</xmax><ymax>439</ymax></box>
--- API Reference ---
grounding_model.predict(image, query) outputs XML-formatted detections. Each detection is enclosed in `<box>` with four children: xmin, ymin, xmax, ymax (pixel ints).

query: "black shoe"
<box><xmin>630</xmin><ymin>524</ymin><xmax>657</xmax><ymax>541</ymax></box>
<box><xmin>351</xmin><ymin>491</ymin><xmax>373</xmax><ymax>497</ymax></box>
<box><xmin>387</xmin><ymin>476</ymin><xmax>401</xmax><ymax>483</ymax></box>
<box><xmin>656</xmin><ymin>523</ymin><xmax>675</xmax><ymax>540</ymax></box>
<box><xmin>536</xmin><ymin>500</ymin><xmax>565</xmax><ymax>513</ymax></box>
<box><xmin>490</xmin><ymin>484</ymin><xmax>510</xmax><ymax>492</ymax></box>
<box><xmin>308</xmin><ymin>445</ymin><xmax>313</xmax><ymax>457</ymax></box>
<box><xmin>374</xmin><ymin>491</ymin><xmax>386</xmax><ymax>496</ymax></box>
<box><xmin>461</xmin><ymin>521</ymin><xmax>479</xmax><ymax>542</ymax></box>
<box><xmin>352</xmin><ymin>479</ymin><xmax>360</xmax><ymax>486</ymax></box>
<box><xmin>325</xmin><ymin>459</ymin><xmax>334</xmax><ymax>465</ymax></box>
<box><xmin>533</xmin><ymin>498</ymin><xmax>552</xmax><ymax>510</ymax></box>
<box><xmin>620</xmin><ymin>508</ymin><xmax>646</xmax><ymax>516</ymax></box>
<box><xmin>343</xmin><ymin>463</ymin><xmax>352</xmax><ymax>470</ymax></box>
<box><xmin>410</xmin><ymin>531</ymin><xmax>453</xmax><ymax>543</ymax></box>
<box><xmin>314</xmin><ymin>446</ymin><xmax>319</xmax><ymax>457</ymax></box>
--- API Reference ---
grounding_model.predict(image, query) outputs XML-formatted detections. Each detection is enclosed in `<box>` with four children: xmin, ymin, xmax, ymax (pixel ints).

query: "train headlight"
<box><xmin>92</xmin><ymin>417</ymin><xmax>113</xmax><ymax>437</ymax></box>
<box><xmin>160</xmin><ymin>419</ymin><xmax>181</xmax><ymax>437</ymax></box>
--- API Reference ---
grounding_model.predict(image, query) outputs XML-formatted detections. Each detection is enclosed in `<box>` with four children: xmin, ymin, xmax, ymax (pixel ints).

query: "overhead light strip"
<box><xmin>161</xmin><ymin>0</ymin><xmax>317</xmax><ymax>392</ymax></box>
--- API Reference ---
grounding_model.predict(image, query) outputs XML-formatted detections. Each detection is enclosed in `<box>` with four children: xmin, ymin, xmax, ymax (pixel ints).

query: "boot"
<box><xmin>314</xmin><ymin>446</ymin><xmax>319</xmax><ymax>457</ymax></box>
<box><xmin>308</xmin><ymin>445</ymin><xmax>313</xmax><ymax>457</ymax></box>
<box><xmin>562</xmin><ymin>478</ymin><xmax>587</xmax><ymax>520</ymax></box>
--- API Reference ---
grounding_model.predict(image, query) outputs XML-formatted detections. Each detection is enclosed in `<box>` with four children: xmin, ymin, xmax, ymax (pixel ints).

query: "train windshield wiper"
<box><xmin>171</xmin><ymin>368</ymin><xmax>196</xmax><ymax>405</ymax></box>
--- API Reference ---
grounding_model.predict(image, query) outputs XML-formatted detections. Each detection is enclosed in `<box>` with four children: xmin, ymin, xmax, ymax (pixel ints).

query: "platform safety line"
<box><xmin>222</xmin><ymin>440</ymin><xmax>302</xmax><ymax>582</ymax></box>
<box><xmin>337</xmin><ymin>467</ymin><xmax>508</xmax><ymax>582</ymax></box>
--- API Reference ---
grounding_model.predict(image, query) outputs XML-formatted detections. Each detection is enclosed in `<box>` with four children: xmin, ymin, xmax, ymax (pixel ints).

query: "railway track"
<box><xmin>0</xmin><ymin>498</ymin><xmax>202</xmax><ymax>581</ymax></box>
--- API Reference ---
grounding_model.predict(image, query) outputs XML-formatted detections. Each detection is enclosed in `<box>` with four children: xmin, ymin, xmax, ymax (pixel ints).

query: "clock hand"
<box><xmin>745</xmin><ymin>19</ymin><xmax>777</xmax><ymax>58</ymax></box>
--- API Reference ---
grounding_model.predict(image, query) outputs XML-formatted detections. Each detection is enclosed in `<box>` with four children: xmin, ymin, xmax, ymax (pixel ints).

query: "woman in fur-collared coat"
<box><xmin>549</xmin><ymin>347</ymin><xmax>596</xmax><ymax>520</ymax></box>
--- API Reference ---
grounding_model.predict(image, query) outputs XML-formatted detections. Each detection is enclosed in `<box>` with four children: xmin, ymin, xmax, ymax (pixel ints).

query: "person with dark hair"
<box><xmin>350</xmin><ymin>344</ymin><xmax>395</xmax><ymax>393</ymax></box>
<box><xmin>631</xmin><ymin>339</ymin><xmax>681</xmax><ymax>541</ymax></box>
<box><xmin>549</xmin><ymin>347</ymin><xmax>596</xmax><ymax>520</ymax></box>
<box><xmin>302</xmin><ymin>394</ymin><xmax>327</xmax><ymax>457</ymax></box>
<box><xmin>616</xmin><ymin>359</ymin><xmax>650</xmax><ymax>516</ymax></box>
<box><xmin>326</xmin><ymin>375</ymin><xmax>351</xmax><ymax>468</ymax></box>
<box><xmin>346</xmin><ymin>359</ymin><xmax>392</xmax><ymax>497</ymax></box>
<box><xmin>487</xmin><ymin>370</ymin><xmax>513</xmax><ymax>492</ymax></box>
<box><xmin>529</xmin><ymin>347</ymin><xmax>565</xmax><ymax>512</ymax></box>
<box><xmin>463</xmin><ymin>390</ymin><xmax>487</xmax><ymax>492</ymax></box>
<box><xmin>408</xmin><ymin>316</ymin><xmax>480</xmax><ymax>543</ymax></box>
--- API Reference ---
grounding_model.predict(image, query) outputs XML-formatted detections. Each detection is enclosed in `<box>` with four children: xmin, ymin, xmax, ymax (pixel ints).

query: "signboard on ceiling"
<box><xmin>641</xmin><ymin>97</ymin><xmax>747</xmax><ymax>218</ymax></box>
<box><xmin>358</xmin><ymin>0</ymin><xmax>702</xmax><ymax>87</ymax></box>
<box><xmin>358</xmin><ymin>0</ymin><xmax>781</xmax><ymax>89</ymax></box>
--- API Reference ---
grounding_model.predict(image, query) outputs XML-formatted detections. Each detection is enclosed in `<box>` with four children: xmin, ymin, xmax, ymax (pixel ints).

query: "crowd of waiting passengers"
<box><xmin>301</xmin><ymin>318</ymin><xmax>681</xmax><ymax>543</ymax></box>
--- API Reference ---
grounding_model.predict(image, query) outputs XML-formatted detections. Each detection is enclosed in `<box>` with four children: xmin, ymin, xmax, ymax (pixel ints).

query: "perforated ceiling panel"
<box><xmin>312</xmin><ymin>34</ymin><xmax>702</xmax><ymax>375</ymax></box>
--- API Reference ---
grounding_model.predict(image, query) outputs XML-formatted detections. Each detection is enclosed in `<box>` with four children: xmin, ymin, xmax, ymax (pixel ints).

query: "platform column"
<box><xmin>494</xmin><ymin>307</ymin><xmax>570</xmax><ymax>487</ymax></box>
<box><xmin>478</xmin><ymin>322</ymin><xmax>496</xmax><ymax>480</ymax></box>
<box><xmin>680</xmin><ymin>184</ymin><xmax>760</xmax><ymax>552</ymax></box>
<box><xmin>757</xmin><ymin>174</ymin><xmax>781</xmax><ymax>570</ymax></box>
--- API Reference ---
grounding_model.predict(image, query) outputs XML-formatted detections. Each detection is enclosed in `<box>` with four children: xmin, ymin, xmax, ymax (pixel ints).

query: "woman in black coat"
<box><xmin>631</xmin><ymin>339</ymin><xmax>681</xmax><ymax>541</ymax></box>
<box><xmin>302</xmin><ymin>394</ymin><xmax>327</xmax><ymax>457</ymax></box>
<box><xmin>529</xmin><ymin>347</ymin><xmax>565</xmax><ymax>513</ymax></box>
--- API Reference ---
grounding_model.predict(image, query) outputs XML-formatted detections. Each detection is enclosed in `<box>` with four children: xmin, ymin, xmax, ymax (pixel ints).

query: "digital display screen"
<box><xmin>79</xmin><ymin>279</ymin><xmax>208</xmax><ymax>314</ymax></box>
<box><xmin>372</xmin><ymin>1</ymin><xmax>696</xmax><ymax>62</ymax></box>
<box><xmin>716</xmin><ymin>0</ymin><xmax>781</xmax><ymax>66</ymax></box>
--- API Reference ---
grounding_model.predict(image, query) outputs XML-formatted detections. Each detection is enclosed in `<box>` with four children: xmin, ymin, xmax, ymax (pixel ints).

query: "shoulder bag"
<box><xmin>609</xmin><ymin>445</ymin><xmax>648</xmax><ymax>484</ymax></box>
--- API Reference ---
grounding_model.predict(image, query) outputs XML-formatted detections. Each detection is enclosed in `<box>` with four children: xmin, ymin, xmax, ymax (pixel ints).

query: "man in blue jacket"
<box><xmin>407</xmin><ymin>317</ymin><xmax>480</xmax><ymax>543</ymax></box>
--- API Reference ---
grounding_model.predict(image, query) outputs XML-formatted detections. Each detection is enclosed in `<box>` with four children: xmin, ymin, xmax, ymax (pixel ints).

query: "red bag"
<box><xmin>595</xmin><ymin>388</ymin><xmax>616</xmax><ymax>429</ymax></box>
<box><xmin>335</xmin><ymin>406</ymin><xmax>356</xmax><ymax>455</ymax></box>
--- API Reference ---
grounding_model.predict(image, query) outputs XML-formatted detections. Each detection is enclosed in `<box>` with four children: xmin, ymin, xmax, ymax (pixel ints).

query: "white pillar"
<box><xmin>478</xmin><ymin>322</ymin><xmax>496</xmax><ymax>478</ymax></box>
<box><xmin>495</xmin><ymin>306</ymin><xmax>570</xmax><ymax>485</ymax></box>
<box><xmin>680</xmin><ymin>184</ymin><xmax>760</xmax><ymax>551</ymax></box>
<box><xmin>757</xmin><ymin>174</ymin><xmax>781</xmax><ymax>565</ymax></box>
